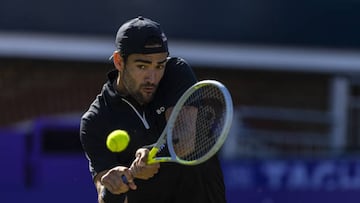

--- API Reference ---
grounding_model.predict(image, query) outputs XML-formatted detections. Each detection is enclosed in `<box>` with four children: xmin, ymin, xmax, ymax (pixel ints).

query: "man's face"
<box><xmin>121</xmin><ymin>52</ymin><xmax>168</xmax><ymax>105</ymax></box>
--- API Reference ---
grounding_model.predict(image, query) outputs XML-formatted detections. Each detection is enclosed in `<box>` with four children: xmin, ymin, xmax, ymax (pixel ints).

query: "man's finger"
<box><xmin>128</xmin><ymin>181</ymin><xmax>137</xmax><ymax>190</ymax></box>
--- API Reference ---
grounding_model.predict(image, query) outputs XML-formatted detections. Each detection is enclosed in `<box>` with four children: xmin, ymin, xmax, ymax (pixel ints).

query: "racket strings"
<box><xmin>171</xmin><ymin>85</ymin><xmax>227</xmax><ymax>161</ymax></box>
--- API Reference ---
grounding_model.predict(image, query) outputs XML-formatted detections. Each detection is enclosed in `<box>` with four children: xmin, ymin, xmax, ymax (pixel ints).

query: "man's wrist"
<box><xmin>101</xmin><ymin>187</ymin><xmax>126</xmax><ymax>203</ymax></box>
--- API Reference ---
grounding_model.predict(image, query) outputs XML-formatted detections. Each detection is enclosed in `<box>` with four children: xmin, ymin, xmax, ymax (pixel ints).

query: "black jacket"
<box><xmin>80</xmin><ymin>57</ymin><xmax>226</xmax><ymax>203</ymax></box>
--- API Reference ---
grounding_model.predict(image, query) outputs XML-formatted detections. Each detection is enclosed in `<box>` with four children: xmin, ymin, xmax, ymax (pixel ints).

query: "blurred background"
<box><xmin>1</xmin><ymin>0</ymin><xmax>360</xmax><ymax>202</ymax></box>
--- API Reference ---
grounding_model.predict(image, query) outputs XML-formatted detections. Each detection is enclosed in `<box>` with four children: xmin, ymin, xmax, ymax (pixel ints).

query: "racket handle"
<box><xmin>121</xmin><ymin>175</ymin><xmax>129</xmax><ymax>184</ymax></box>
<box><xmin>122</xmin><ymin>148</ymin><xmax>160</xmax><ymax>183</ymax></box>
<box><xmin>121</xmin><ymin>168</ymin><xmax>134</xmax><ymax>184</ymax></box>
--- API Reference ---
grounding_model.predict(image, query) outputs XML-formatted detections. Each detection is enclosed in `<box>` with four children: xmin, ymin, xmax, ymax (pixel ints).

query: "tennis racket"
<box><xmin>147</xmin><ymin>79</ymin><xmax>233</xmax><ymax>165</ymax></box>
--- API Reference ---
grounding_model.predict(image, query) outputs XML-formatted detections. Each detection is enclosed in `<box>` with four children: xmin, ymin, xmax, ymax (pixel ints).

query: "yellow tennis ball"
<box><xmin>106</xmin><ymin>130</ymin><xmax>130</xmax><ymax>152</ymax></box>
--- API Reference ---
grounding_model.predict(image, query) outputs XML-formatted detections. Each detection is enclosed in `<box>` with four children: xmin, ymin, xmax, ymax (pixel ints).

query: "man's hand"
<box><xmin>130</xmin><ymin>148</ymin><xmax>160</xmax><ymax>180</ymax></box>
<box><xmin>100</xmin><ymin>166</ymin><xmax>137</xmax><ymax>195</ymax></box>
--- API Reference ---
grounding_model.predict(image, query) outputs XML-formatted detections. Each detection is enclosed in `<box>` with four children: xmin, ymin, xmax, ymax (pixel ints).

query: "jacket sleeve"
<box><xmin>79</xmin><ymin>110</ymin><xmax>118</xmax><ymax>179</ymax></box>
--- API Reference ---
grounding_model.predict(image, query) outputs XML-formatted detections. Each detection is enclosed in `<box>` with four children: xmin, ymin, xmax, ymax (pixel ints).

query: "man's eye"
<box><xmin>137</xmin><ymin>65</ymin><xmax>146</xmax><ymax>69</ymax></box>
<box><xmin>157</xmin><ymin>64</ymin><xmax>165</xmax><ymax>69</ymax></box>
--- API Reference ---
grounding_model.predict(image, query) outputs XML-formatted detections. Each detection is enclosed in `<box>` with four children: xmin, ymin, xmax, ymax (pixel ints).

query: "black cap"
<box><xmin>115</xmin><ymin>16</ymin><xmax>168</xmax><ymax>56</ymax></box>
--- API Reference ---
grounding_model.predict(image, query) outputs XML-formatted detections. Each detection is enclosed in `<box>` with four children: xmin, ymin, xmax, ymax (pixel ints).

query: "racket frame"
<box><xmin>147</xmin><ymin>80</ymin><xmax>233</xmax><ymax>165</ymax></box>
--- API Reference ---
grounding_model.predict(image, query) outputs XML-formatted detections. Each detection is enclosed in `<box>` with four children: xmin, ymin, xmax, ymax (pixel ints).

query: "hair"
<box><xmin>120</xmin><ymin>52</ymin><xmax>129</xmax><ymax>63</ymax></box>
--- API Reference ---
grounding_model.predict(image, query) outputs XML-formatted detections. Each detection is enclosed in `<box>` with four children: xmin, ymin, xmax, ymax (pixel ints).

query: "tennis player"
<box><xmin>80</xmin><ymin>16</ymin><xmax>226</xmax><ymax>203</ymax></box>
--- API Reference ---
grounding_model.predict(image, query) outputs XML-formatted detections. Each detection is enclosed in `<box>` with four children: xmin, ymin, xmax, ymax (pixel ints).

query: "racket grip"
<box><xmin>121</xmin><ymin>168</ymin><xmax>133</xmax><ymax>184</ymax></box>
<box><xmin>121</xmin><ymin>175</ymin><xmax>129</xmax><ymax>184</ymax></box>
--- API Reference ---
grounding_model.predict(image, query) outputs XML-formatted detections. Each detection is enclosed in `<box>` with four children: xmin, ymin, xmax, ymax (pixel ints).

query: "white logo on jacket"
<box><xmin>156</xmin><ymin>106</ymin><xmax>166</xmax><ymax>115</ymax></box>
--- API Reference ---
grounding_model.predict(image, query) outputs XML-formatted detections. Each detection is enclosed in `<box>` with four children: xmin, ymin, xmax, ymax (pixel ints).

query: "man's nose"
<box><xmin>145</xmin><ymin>70</ymin><xmax>156</xmax><ymax>83</ymax></box>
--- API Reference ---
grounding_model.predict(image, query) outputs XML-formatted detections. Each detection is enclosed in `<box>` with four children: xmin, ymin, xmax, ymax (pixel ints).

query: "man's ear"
<box><xmin>113</xmin><ymin>51</ymin><xmax>124</xmax><ymax>71</ymax></box>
